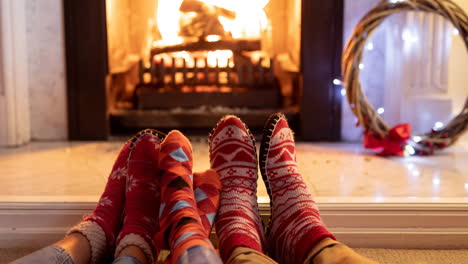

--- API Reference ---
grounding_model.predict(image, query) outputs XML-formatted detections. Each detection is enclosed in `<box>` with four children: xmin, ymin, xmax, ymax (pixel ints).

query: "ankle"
<box><xmin>55</xmin><ymin>233</ymin><xmax>91</xmax><ymax>264</ymax></box>
<box><xmin>66</xmin><ymin>221</ymin><xmax>108</xmax><ymax>264</ymax></box>
<box><xmin>312</xmin><ymin>243</ymin><xmax>350</xmax><ymax>264</ymax></box>
<box><xmin>312</xmin><ymin>243</ymin><xmax>377</xmax><ymax>264</ymax></box>
<box><xmin>116</xmin><ymin>245</ymin><xmax>148</xmax><ymax>264</ymax></box>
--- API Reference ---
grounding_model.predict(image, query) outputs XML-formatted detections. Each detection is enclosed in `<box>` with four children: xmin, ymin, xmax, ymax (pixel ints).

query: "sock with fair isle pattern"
<box><xmin>209</xmin><ymin>115</ymin><xmax>265</xmax><ymax>261</ymax></box>
<box><xmin>260</xmin><ymin>113</ymin><xmax>336</xmax><ymax>263</ymax></box>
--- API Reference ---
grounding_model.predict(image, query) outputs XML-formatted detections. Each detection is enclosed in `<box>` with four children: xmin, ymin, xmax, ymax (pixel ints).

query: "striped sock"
<box><xmin>209</xmin><ymin>115</ymin><xmax>265</xmax><ymax>261</ymax></box>
<box><xmin>158</xmin><ymin>131</ymin><xmax>221</xmax><ymax>264</ymax></box>
<box><xmin>260</xmin><ymin>113</ymin><xmax>335</xmax><ymax>263</ymax></box>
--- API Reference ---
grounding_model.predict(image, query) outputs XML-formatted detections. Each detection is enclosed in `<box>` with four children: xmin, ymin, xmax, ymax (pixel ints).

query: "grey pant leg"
<box><xmin>11</xmin><ymin>245</ymin><xmax>74</xmax><ymax>264</ymax></box>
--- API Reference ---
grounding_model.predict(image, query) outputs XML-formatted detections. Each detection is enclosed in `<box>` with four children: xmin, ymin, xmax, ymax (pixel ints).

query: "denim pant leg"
<box><xmin>11</xmin><ymin>245</ymin><xmax>74</xmax><ymax>264</ymax></box>
<box><xmin>112</xmin><ymin>255</ymin><xmax>144</xmax><ymax>264</ymax></box>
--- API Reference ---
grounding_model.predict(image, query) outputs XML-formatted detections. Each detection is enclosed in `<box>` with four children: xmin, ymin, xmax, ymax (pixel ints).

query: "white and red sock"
<box><xmin>209</xmin><ymin>115</ymin><xmax>265</xmax><ymax>261</ymax></box>
<box><xmin>67</xmin><ymin>139</ymin><xmax>132</xmax><ymax>264</ymax></box>
<box><xmin>115</xmin><ymin>131</ymin><xmax>164</xmax><ymax>264</ymax></box>
<box><xmin>260</xmin><ymin>113</ymin><xmax>335</xmax><ymax>263</ymax></box>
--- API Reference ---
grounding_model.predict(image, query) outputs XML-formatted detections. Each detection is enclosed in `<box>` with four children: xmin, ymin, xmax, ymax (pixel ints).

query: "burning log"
<box><xmin>151</xmin><ymin>39</ymin><xmax>261</xmax><ymax>57</ymax></box>
<box><xmin>179</xmin><ymin>0</ymin><xmax>236</xmax><ymax>19</ymax></box>
<box><xmin>179</xmin><ymin>0</ymin><xmax>236</xmax><ymax>39</ymax></box>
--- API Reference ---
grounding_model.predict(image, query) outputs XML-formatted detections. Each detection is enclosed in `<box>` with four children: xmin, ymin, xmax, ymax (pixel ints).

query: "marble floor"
<box><xmin>0</xmin><ymin>137</ymin><xmax>467</xmax><ymax>204</ymax></box>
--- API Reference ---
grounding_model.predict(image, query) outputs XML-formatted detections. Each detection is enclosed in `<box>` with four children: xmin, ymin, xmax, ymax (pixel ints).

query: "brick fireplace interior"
<box><xmin>64</xmin><ymin>0</ymin><xmax>343</xmax><ymax>140</ymax></box>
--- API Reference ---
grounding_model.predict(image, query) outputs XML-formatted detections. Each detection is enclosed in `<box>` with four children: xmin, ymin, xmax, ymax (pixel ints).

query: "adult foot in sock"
<box><xmin>259</xmin><ymin>113</ymin><xmax>335</xmax><ymax>263</ymax></box>
<box><xmin>115</xmin><ymin>130</ymin><xmax>165</xmax><ymax>264</ymax></box>
<box><xmin>209</xmin><ymin>115</ymin><xmax>265</xmax><ymax>261</ymax></box>
<box><xmin>67</xmin><ymin>129</ymin><xmax>165</xmax><ymax>264</ymax></box>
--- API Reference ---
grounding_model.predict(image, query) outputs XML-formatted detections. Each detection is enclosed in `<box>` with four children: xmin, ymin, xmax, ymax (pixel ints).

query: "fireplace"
<box><xmin>63</xmin><ymin>0</ymin><xmax>343</xmax><ymax>140</ymax></box>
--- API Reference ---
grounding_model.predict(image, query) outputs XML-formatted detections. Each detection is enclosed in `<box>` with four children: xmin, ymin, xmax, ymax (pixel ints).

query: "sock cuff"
<box><xmin>297</xmin><ymin>228</ymin><xmax>336</xmax><ymax>263</ymax></box>
<box><xmin>115</xmin><ymin>233</ymin><xmax>154</xmax><ymax>264</ymax></box>
<box><xmin>67</xmin><ymin>221</ymin><xmax>107</xmax><ymax>264</ymax></box>
<box><xmin>219</xmin><ymin>233</ymin><xmax>263</xmax><ymax>262</ymax></box>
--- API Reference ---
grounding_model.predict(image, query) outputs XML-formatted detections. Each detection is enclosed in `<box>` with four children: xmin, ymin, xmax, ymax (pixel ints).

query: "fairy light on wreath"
<box><xmin>341</xmin><ymin>0</ymin><xmax>468</xmax><ymax>156</ymax></box>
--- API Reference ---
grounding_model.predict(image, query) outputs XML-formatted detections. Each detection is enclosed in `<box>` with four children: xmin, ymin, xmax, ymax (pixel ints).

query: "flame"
<box><xmin>206</xmin><ymin>35</ymin><xmax>221</xmax><ymax>42</ymax></box>
<box><xmin>213</xmin><ymin>0</ymin><xmax>269</xmax><ymax>39</ymax></box>
<box><xmin>156</xmin><ymin>0</ymin><xmax>269</xmax><ymax>45</ymax></box>
<box><xmin>155</xmin><ymin>0</ymin><xmax>270</xmax><ymax>73</ymax></box>
<box><xmin>207</xmin><ymin>50</ymin><xmax>232</xmax><ymax>67</ymax></box>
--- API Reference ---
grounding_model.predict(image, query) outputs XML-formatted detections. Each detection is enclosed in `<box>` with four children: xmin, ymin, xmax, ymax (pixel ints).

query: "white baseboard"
<box><xmin>1</xmin><ymin>202</ymin><xmax>467</xmax><ymax>249</ymax></box>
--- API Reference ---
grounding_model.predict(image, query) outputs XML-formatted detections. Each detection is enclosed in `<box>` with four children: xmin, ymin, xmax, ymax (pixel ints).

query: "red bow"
<box><xmin>363</xmin><ymin>124</ymin><xmax>411</xmax><ymax>156</ymax></box>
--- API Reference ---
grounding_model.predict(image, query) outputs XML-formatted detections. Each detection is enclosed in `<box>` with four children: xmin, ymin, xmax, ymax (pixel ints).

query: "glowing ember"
<box><xmin>207</xmin><ymin>50</ymin><xmax>232</xmax><ymax>67</ymax></box>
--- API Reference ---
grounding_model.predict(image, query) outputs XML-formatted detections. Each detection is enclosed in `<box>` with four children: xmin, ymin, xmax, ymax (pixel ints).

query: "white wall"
<box><xmin>448</xmin><ymin>0</ymin><xmax>468</xmax><ymax>117</ymax></box>
<box><xmin>341</xmin><ymin>0</ymin><xmax>382</xmax><ymax>141</ymax></box>
<box><xmin>0</xmin><ymin>0</ymin><xmax>67</xmax><ymax>146</ymax></box>
<box><xmin>25</xmin><ymin>0</ymin><xmax>67</xmax><ymax>140</ymax></box>
<box><xmin>341</xmin><ymin>0</ymin><xmax>468</xmax><ymax>141</ymax></box>
<box><xmin>0</xmin><ymin>0</ymin><xmax>31</xmax><ymax>146</ymax></box>
<box><xmin>0</xmin><ymin>2</ymin><xmax>4</xmax><ymax>145</ymax></box>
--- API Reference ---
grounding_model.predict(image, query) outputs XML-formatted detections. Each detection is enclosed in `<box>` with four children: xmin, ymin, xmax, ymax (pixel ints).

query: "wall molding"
<box><xmin>0</xmin><ymin>0</ymin><xmax>31</xmax><ymax>147</ymax></box>
<box><xmin>1</xmin><ymin>201</ymin><xmax>467</xmax><ymax>249</ymax></box>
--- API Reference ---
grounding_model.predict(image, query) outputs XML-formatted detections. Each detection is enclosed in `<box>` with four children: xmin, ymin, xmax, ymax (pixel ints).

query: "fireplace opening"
<box><xmin>106</xmin><ymin>0</ymin><xmax>301</xmax><ymax>133</ymax></box>
<box><xmin>64</xmin><ymin>0</ymin><xmax>343</xmax><ymax>140</ymax></box>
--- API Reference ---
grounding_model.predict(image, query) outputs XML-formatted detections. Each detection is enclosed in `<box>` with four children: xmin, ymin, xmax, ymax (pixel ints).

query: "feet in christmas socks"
<box><xmin>114</xmin><ymin>130</ymin><xmax>165</xmax><ymax>264</ymax></box>
<box><xmin>68</xmin><ymin>129</ymin><xmax>164</xmax><ymax>264</ymax></box>
<box><xmin>209</xmin><ymin>115</ymin><xmax>265</xmax><ymax>261</ymax></box>
<box><xmin>259</xmin><ymin>113</ymin><xmax>335</xmax><ymax>263</ymax></box>
<box><xmin>158</xmin><ymin>130</ymin><xmax>221</xmax><ymax>264</ymax></box>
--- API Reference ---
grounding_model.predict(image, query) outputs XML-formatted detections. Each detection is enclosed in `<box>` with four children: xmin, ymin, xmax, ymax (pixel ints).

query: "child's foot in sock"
<box><xmin>193</xmin><ymin>170</ymin><xmax>221</xmax><ymax>236</ymax></box>
<box><xmin>115</xmin><ymin>130</ymin><xmax>165</xmax><ymax>264</ymax></box>
<box><xmin>67</xmin><ymin>129</ymin><xmax>164</xmax><ymax>264</ymax></box>
<box><xmin>209</xmin><ymin>115</ymin><xmax>265</xmax><ymax>261</ymax></box>
<box><xmin>159</xmin><ymin>130</ymin><xmax>221</xmax><ymax>264</ymax></box>
<box><xmin>260</xmin><ymin>113</ymin><xmax>335</xmax><ymax>263</ymax></box>
<box><xmin>152</xmin><ymin>169</ymin><xmax>221</xmax><ymax>247</ymax></box>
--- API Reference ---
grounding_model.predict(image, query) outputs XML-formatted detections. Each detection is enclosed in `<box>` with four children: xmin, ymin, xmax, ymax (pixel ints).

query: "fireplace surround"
<box><xmin>63</xmin><ymin>0</ymin><xmax>343</xmax><ymax>140</ymax></box>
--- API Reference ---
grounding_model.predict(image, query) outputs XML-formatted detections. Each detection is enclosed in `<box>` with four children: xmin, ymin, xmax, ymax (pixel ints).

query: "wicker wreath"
<box><xmin>342</xmin><ymin>0</ymin><xmax>468</xmax><ymax>156</ymax></box>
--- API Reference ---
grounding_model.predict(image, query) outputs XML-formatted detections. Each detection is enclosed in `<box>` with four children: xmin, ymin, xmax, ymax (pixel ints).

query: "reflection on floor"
<box><xmin>1</xmin><ymin>137</ymin><xmax>467</xmax><ymax>204</ymax></box>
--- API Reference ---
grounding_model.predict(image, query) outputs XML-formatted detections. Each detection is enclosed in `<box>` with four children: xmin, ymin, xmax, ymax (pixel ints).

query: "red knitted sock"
<box><xmin>115</xmin><ymin>131</ymin><xmax>164</xmax><ymax>264</ymax></box>
<box><xmin>209</xmin><ymin>115</ymin><xmax>265</xmax><ymax>261</ymax></box>
<box><xmin>193</xmin><ymin>170</ymin><xmax>221</xmax><ymax>236</ymax></box>
<box><xmin>68</xmin><ymin>130</ymin><xmax>164</xmax><ymax>264</ymax></box>
<box><xmin>158</xmin><ymin>131</ymin><xmax>219</xmax><ymax>264</ymax></box>
<box><xmin>67</xmin><ymin>139</ymin><xmax>129</xmax><ymax>263</ymax></box>
<box><xmin>260</xmin><ymin>113</ymin><xmax>335</xmax><ymax>263</ymax></box>
<box><xmin>152</xmin><ymin>169</ymin><xmax>221</xmax><ymax>248</ymax></box>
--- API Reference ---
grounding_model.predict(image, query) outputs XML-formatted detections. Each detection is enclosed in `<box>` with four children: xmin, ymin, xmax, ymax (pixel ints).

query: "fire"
<box><xmin>207</xmin><ymin>50</ymin><xmax>232</xmax><ymax>67</ymax></box>
<box><xmin>154</xmin><ymin>0</ymin><xmax>269</xmax><ymax>65</ymax></box>
<box><xmin>156</xmin><ymin>0</ymin><xmax>269</xmax><ymax>44</ymax></box>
